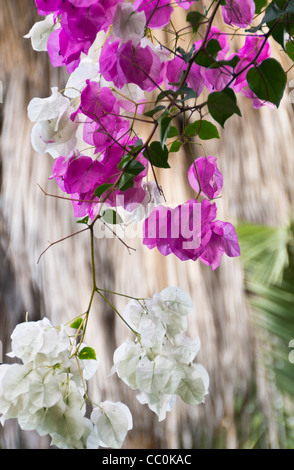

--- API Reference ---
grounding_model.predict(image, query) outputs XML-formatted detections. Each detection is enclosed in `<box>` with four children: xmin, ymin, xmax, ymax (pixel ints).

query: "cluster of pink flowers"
<box><xmin>28</xmin><ymin>0</ymin><xmax>268</xmax><ymax>270</ymax></box>
<box><xmin>51</xmin><ymin>139</ymin><xmax>148</xmax><ymax>220</ymax></box>
<box><xmin>35</xmin><ymin>0</ymin><xmax>264</xmax><ymax>105</ymax></box>
<box><xmin>36</xmin><ymin>0</ymin><xmax>123</xmax><ymax>72</ymax></box>
<box><xmin>143</xmin><ymin>156</ymin><xmax>240</xmax><ymax>270</ymax></box>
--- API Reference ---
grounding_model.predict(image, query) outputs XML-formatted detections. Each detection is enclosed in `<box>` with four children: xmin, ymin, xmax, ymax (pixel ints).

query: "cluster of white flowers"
<box><xmin>0</xmin><ymin>318</ymin><xmax>132</xmax><ymax>449</ymax></box>
<box><xmin>111</xmin><ymin>287</ymin><xmax>209</xmax><ymax>421</ymax></box>
<box><xmin>27</xmin><ymin>87</ymin><xmax>78</xmax><ymax>159</ymax></box>
<box><xmin>0</xmin><ymin>288</ymin><xmax>208</xmax><ymax>448</ymax></box>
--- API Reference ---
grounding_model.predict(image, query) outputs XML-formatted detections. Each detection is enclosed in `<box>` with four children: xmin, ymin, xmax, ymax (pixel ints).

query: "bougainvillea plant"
<box><xmin>0</xmin><ymin>0</ymin><xmax>293</xmax><ymax>448</ymax></box>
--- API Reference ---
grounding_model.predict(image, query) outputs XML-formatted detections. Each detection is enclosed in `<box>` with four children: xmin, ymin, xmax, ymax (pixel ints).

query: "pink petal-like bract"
<box><xmin>221</xmin><ymin>0</ymin><xmax>255</xmax><ymax>28</ymax></box>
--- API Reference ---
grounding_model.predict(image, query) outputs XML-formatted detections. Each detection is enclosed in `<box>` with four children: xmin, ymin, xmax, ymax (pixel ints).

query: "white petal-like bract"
<box><xmin>24</xmin><ymin>15</ymin><xmax>59</xmax><ymax>52</ymax></box>
<box><xmin>91</xmin><ymin>401</ymin><xmax>133</xmax><ymax>449</ymax></box>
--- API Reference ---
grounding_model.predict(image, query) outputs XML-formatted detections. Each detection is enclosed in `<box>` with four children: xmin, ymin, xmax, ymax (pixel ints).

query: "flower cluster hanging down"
<box><xmin>24</xmin><ymin>0</ymin><xmax>278</xmax><ymax>270</ymax></box>
<box><xmin>0</xmin><ymin>318</ymin><xmax>132</xmax><ymax>449</ymax></box>
<box><xmin>112</xmin><ymin>287</ymin><xmax>209</xmax><ymax>421</ymax></box>
<box><xmin>0</xmin><ymin>289</ymin><xmax>208</xmax><ymax>448</ymax></box>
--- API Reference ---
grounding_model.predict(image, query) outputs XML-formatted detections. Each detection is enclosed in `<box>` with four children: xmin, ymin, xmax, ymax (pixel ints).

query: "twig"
<box><xmin>37</xmin><ymin>227</ymin><xmax>89</xmax><ymax>264</ymax></box>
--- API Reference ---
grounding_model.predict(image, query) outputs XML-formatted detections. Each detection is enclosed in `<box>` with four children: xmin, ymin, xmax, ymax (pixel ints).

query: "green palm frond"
<box><xmin>236</xmin><ymin>222</ymin><xmax>290</xmax><ymax>286</ymax></box>
<box><xmin>248</xmin><ymin>278</ymin><xmax>294</xmax><ymax>396</ymax></box>
<box><xmin>236</xmin><ymin>221</ymin><xmax>294</xmax><ymax>448</ymax></box>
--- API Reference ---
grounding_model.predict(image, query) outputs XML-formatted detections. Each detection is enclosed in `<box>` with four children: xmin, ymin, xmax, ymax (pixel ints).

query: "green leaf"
<box><xmin>78</xmin><ymin>346</ymin><xmax>97</xmax><ymax>361</ymax></box>
<box><xmin>102</xmin><ymin>209</ymin><xmax>123</xmax><ymax>225</ymax></box>
<box><xmin>70</xmin><ymin>318</ymin><xmax>84</xmax><ymax>330</ymax></box>
<box><xmin>122</xmin><ymin>159</ymin><xmax>145</xmax><ymax>176</ymax></box>
<box><xmin>118</xmin><ymin>141</ymin><xmax>144</xmax><ymax>169</ymax></box>
<box><xmin>285</xmin><ymin>0</ymin><xmax>294</xmax><ymax>13</ymax></box>
<box><xmin>286</xmin><ymin>40</ymin><xmax>294</xmax><ymax>61</ymax></box>
<box><xmin>168</xmin><ymin>80</ymin><xmax>182</xmax><ymax>87</ymax></box>
<box><xmin>143</xmin><ymin>105</ymin><xmax>166</xmax><ymax>117</ymax></box>
<box><xmin>118</xmin><ymin>153</ymin><xmax>132</xmax><ymax>170</ymax></box>
<box><xmin>265</xmin><ymin>1</ymin><xmax>294</xmax><ymax>48</ymax></box>
<box><xmin>186</xmin><ymin>11</ymin><xmax>205</xmax><ymax>33</ymax></box>
<box><xmin>76</xmin><ymin>216</ymin><xmax>89</xmax><ymax>225</ymax></box>
<box><xmin>185</xmin><ymin>119</ymin><xmax>220</xmax><ymax>140</ymax></box>
<box><xmin>167</xmin><ymin>126</ymin><xmax>179</xmax><ymax>138</ymax></box>
<box><xmin>194</xmin><ymin>39</ymin><xmax>221</xmax><ymax>67</ymax></box>
<box><xmin>205</xmin><ymin>38</ymin><xmax>222</xmax><ymax>57</ymax></box>
<box><xmin>117</xmin><ymin>173</ymin><xmax>134</xmax><ymax>191</ymax></box>
<box><xmin>169</xmin><ymin>141</ymin><xmax>182</xmax><ymax>153</ymax></box>
<box><xmin>273</xmin><ymin>0</ymin><xmax>294</xmax><ymax>15</ymax></box>
<box><xmin>94</xmin><ymin>183</ymin><xmax>113</xmax><ymax>198</ymax></box>
<box><xmin>169</xmin><ymin>106</ymin><xmax>178</xmax><ymax>114</ymax></box>
<box><xmin>176</xmin><ymin>45</ymin><xmax>195</xmax><ymax>64</ymax></box>
<box><xmin>254</xmin><ymin>0</ymin><xmax>268</xmax><ymax>14</ymax></box>
<box><xmin>117</xmin><ymin>159</ymin><xmax>145</xmax><ymax>191</ymax></box>
<box><xmin>159</xmin><ymin>115</ymin><xmax>172</xmax><ymax>148</ymax></box>
<box><xmin>246</xmin><ymin>58</ymin><xmax>286</xmax><ymax>107</ymax></box>
<box><xmin>174</xmin><ymin>86</ymin><xmax>199</xmax><ymax>101</ymax></box>
<box><xmin>247</xmin><ymin>2</ymin><xmax>286</xmax><ymax>33</ymax></box>
<box><xmin>143</xmin><ymin>141</ymin><xmax>170</xmax><ymax>168</ymax></box>
<box><xmin>127</xmin><ymin>138</ymin><xmax>144</xmax><ymax>152</ymax></box>
<box><xmin>155</xmin><ymin>89</ymin><xmax>175</xmax><ymax>105</ymax></box>
<box><xmin>267</xmin><ymin>21</ymin><xmax>286</xmax><ymax>49</ymax></box>
<box><xmin>261</xmin><ymin>2</ymin><xmax>285</xmax><ymax>22</ymax></box>
<box><xmin>208</xmin><ymin>55</ymin><xmax>240</xmax><ymax>70</ymax></box>
<box><xmin>207</xmin><ymin>88</ymin><xmax>241</xmax><ymax>127</ymax></box>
